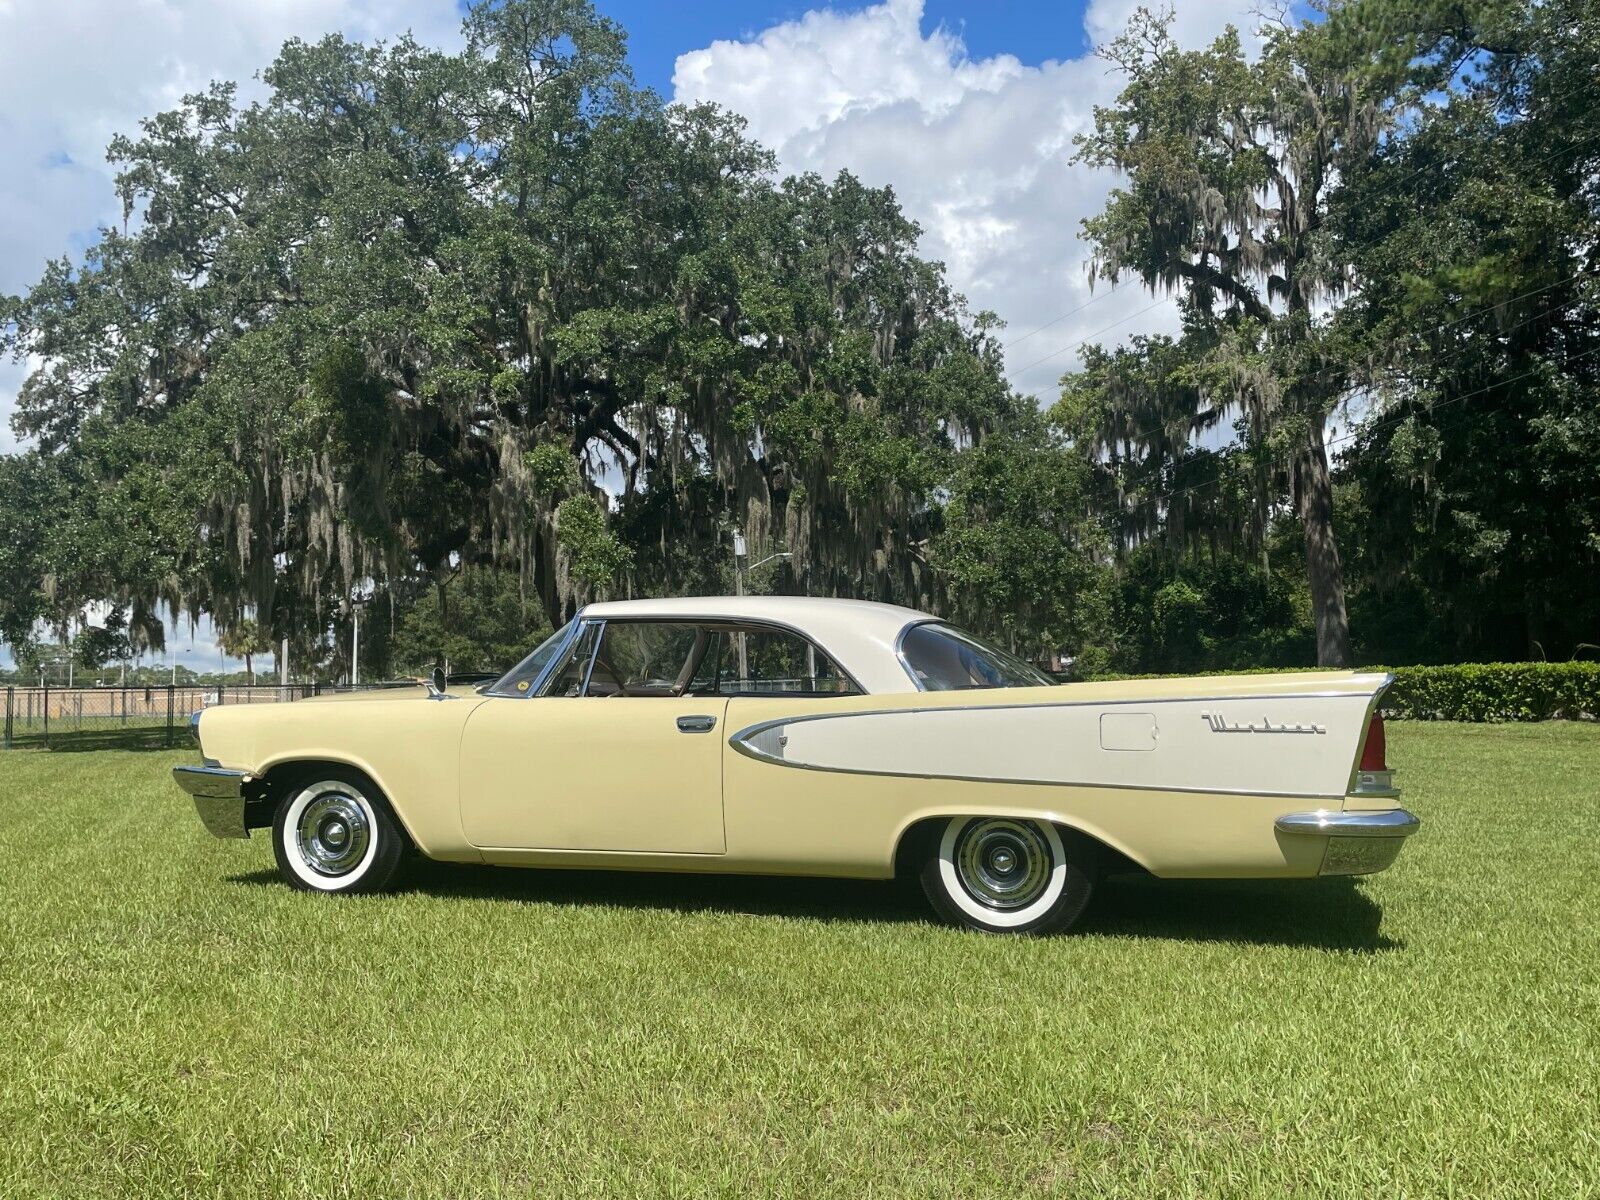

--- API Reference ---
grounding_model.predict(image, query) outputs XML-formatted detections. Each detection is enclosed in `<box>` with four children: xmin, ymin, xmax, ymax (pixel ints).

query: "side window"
<box><xmin>542</xmin><ymin>622</ymin><xmax>603</xmax><ymax>697</ymax></box>
<box><xmin>897</xmin><ymin>623</ymin><xmax>1054</xmax><ymax>691</ymax></box>
<box><xmin>584</xmin><ymin>623</ymin><xmax>705</xmax><ymax>697</ymax></box>
<box><xmin>718</xmin><ymin>627</ymin><xmax>858</xmax><ymax>696</ymax></box>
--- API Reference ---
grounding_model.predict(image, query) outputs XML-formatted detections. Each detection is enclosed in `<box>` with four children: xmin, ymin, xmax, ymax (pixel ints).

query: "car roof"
<box><xmin>576</xmin><ymin>596</ymin><xmax>935</xmax><ymax>694</ymax></box>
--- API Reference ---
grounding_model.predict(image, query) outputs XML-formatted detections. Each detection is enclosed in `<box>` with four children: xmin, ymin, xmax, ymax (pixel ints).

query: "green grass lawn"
<box><xmin>2</xmin><ymin>723</ymin><xmax>1597</xmax><ymax>1197</ymax></box>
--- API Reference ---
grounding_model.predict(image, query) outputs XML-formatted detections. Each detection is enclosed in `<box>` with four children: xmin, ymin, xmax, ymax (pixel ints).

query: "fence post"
<box><xmin>166</xmin><ymin>685</ymin><xmax>175</xmax><ymax>749</ymax></box>
<box><xmin>43</xmin><ymin>682</ymin><xmax>49</xmax><ymax>750</ymax></box>
<box><xmin>4</xmin><ymin>687</ymin><xmax>12</xmax><ymax>750</ymax></box>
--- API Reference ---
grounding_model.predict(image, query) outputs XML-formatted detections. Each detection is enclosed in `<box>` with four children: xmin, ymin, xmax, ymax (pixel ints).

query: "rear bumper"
<box><xmin>172</xmin><ymin>765</ymin><xmax>252</xmax><ymax>840</ymax></box>
<box><xmin>1274</xmin><ymin>807</ymin><xmax>1421</xmax><ymax>876</ymax></box>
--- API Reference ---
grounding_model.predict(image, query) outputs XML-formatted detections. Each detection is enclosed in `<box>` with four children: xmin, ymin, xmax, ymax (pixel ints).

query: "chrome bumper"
<box><xmin>1275</xmin><ymin>808</ymin><xmax>1421</xmax><ymax>876</ymax></box>
<box><xmin>172</xmin><ymin>765</ymin><xmax>253</xmax><ymax>840</ymax></box>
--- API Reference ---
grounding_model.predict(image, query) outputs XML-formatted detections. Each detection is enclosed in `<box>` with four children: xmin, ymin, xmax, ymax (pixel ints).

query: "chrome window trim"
<box><xmin>485</xmin><ymin>615</ymin><xmax>586</xmax><ymax>699</ymax></box>
<box><xmin>577</xmin><ymin>619</ymin><xmax>605</xmax><ymax>696</ymax></box>
<box><xmin>559</xmin><ymin>614</ymin><xmax>868</xmax><ymax>697</ymax></box>
<box><xmin>894</xmin><ymin>619</ymin><xmax>937</xmax><ymax>692</ymax></box>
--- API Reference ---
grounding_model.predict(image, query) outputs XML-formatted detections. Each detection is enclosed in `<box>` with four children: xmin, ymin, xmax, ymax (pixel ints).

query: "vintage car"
<box><xmin>174</xmin><ymin>596</ymin><xmax>1418</xmax><ymax>934</ymax></box>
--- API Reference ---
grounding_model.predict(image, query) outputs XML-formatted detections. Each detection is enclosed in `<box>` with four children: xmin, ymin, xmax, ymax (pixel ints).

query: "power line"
<box><xmin>1000</xmin><ymin>278</ymin><xmax>1134</xmax><ymax>351</ymax></box>
<box><xmin>1091</xmin><ymin>265</ymin><xmax>1598</xmax><ymax>459</ymax></box>
<box><xmin>1126</xmin><ymin>340</ymin><xmax>1600</xmax><ymax>515</ymax></box>
<box><xmin>1007</xmin><ymin>295</ymin><xmax>1174</xmax><ymax>379</ymax></box>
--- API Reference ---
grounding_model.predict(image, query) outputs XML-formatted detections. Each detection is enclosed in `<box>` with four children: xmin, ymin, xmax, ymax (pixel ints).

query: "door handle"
<box><xmin>676</xmin><ymin>714</ymin><xmax>717</xmax><ymax>734</ymax></box>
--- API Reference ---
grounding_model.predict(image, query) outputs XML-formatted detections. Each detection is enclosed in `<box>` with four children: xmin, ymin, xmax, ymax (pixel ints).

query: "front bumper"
<box><xmin>1275</xmin><ymin>807</ymin><xmax>1421</xmax><ymax>876</ymax></box>
<box><xmin>172</xmin><ymin>765</ymin><xmax>253</xmax><ymax>839</ymax></box>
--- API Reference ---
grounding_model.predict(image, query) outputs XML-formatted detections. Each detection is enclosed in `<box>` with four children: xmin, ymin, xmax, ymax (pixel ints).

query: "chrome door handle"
<box><xmin>676</xmin><ymin>714</ymin><xmax>717</xmax><ymax>734</ymax></box>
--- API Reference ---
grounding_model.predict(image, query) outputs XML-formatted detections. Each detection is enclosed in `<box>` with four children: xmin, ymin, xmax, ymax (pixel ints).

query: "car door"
<box><xmin>458</xmin><ymin>620</ymin><xmax>728</xmax><ymax>853</ymax></box>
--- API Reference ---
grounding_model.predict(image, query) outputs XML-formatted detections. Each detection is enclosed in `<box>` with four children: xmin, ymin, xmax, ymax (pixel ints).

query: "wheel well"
<box><xmin>253</xmin><ymin>760</ymin><xmax>407</xmax><ymax>845</ymax></box>
<box><xmin>891</xmin><ymin>814</ymin><xmax>1148</xmax><ymax>880</ymax></box>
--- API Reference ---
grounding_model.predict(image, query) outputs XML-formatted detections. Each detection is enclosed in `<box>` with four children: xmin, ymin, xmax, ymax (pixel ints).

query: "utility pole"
<box><xmin>280</xmin><ymin>637</ymin><xmax>289</xmax><ymax>687</ymax></box>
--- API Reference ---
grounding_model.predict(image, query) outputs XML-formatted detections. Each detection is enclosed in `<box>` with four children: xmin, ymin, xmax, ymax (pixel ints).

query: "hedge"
<box><xmin>1079</xmin><ymin>661</ymin><xmax>1600</xmax><ymax>722</ymax></box>
<box><xmin>1380</xmin><ymin>662</ymin><xmax>1600</xmax><ymax>722</ymax></box>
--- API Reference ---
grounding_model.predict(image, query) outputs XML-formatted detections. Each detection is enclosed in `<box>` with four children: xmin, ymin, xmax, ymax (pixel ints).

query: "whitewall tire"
<box><xmin>272</xmin><ymin>771</ymin><xmax>407</xmax><ymax>894</ymax></box>
<box><xmin>920</xmin><ymin>816</ymin><xmax>1097</xmax><ymax>934</ymax></box>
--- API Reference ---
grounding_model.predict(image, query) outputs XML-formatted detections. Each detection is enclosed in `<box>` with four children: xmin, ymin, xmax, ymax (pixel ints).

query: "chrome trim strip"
<box><xmin>726</xmin><ymin>714</ymin><xmax>1378</xmax><ymax>804</ymax></box>
<box><xmin>547</xmin><ymin>613</ymin><xmax>869</xmax><ymax>697</ymax></box>
<box><xmin>729</xmin><ymin>687</ymin><xmax>1383</xmax><ymax>744</ymax></box>
<box><xmin>1274</xmin><ymin>808</ymin><xmax>1421</xmax><ymax>838</ymax></box>
<box><xmin>172</xmin><ymin>765</ymin><xmax>252</xmax><ymax>840</ymax></box>
<box><xmin>726</xmin><ymin>688</ymin><xmax>1391</xmax><ymax>800</ymax></box>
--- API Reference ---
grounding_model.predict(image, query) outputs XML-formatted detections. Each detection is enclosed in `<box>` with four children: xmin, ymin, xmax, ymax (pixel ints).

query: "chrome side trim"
<box><xmin>189</xmin><ymin>709</ymin><xmax>203</xmax><ymax>745</ymax></box>
<box><xmin>172</xmin><ymin>765</ymin><xmax>252</xmax><ymax>840</ymax></box>
<box><xmin>1274</xmin><ymin>808</ymin><xmax>1421</xmax><ymax>838</ymax></box>
<box><xmin>726</xmin><ymin>704</ymin><xmax>1386</xmax><ymax>802</ymax></box>
<box><xmin>730</xmin><ymin>688</ymin><xmax>1385</xmax><ymax>745</ymax></box>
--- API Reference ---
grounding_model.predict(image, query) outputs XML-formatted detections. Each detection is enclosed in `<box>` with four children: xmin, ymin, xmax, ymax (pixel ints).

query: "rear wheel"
<box><xmin>920</xmin><ymin>816</ymin><xmax>1096</xmax><ymax>934</ymax></box>
<box><xmin>272</xmin><ymin>770</ymin><xmax>406</xmax><ymax>894</ymax></box>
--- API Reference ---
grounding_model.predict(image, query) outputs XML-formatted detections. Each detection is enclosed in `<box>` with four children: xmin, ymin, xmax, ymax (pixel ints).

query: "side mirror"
<box><xmin>428</xmin><ymin>667</ymin><xmax>447</xmax><ymax>696</ymax></box>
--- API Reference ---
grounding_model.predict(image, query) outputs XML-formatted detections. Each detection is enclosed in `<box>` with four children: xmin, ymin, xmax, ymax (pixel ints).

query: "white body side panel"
<box><xmin>736</xmin><ymin>692</ymin><xmax>1374</xmax><ymax>800</ymax></box>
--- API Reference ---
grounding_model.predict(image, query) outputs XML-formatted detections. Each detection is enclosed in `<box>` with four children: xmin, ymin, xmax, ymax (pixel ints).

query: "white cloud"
<box><xmin>0</xmin><ymin>0</ymin><xmax>460</xmax><ymax>658</ymax></box>
<box><xmin>0</xmin><ymin>0</ymin><xmax>462</xmax><ymax>442</ymax></box>
<box><xmin>674</xmin><ymin>0</ymin><xmax>1260</xmax><ymax>399</ymax></box>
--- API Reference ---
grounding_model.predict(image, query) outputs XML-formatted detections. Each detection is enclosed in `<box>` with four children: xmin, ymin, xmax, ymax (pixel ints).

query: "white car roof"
<box><xmin>576</xmin><ymin>596</ymin><xmax>935</xmax><ymax>694</ymax></box>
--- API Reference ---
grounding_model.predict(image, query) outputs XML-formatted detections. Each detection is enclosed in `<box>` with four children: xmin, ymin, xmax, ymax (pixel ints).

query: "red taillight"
<box><xmin>1360</xmin><ymin>713</ymin><xmax>1388</xmax><ymax>772</ymax></box>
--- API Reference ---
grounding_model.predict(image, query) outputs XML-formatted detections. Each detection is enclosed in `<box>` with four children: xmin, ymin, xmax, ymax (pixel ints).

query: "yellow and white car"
<box><xmin>175</xmin><ymin>596</ymin><xmax>1418</xmax><ymax>934</ymax></box>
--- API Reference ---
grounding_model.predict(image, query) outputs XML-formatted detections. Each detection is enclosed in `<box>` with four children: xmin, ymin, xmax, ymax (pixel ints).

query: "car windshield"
<box><xmin>486</xmin><ymin>621</ymin><xmax>573</xmax><ymax>696</ymax></box>
<box><xmin>898</xmin><ymin>623</ymin><xmax>1055</xmax><ymax>691</ymax></box>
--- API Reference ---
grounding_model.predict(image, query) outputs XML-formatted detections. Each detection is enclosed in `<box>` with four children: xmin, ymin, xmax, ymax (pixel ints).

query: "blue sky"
<box><xmin>1</xmin><ymin>0</ymin><xmax>1259</xmax><ymax>672</ymax></box>
<box><xmin>596</xmin><ymin>0</ymin><xmax>1095</xmax><ymax>93</ymax></box>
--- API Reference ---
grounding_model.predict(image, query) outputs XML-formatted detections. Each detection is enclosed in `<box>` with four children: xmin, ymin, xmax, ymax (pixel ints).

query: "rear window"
<box><xmin>898</xmin><ymin>623</ymin><xmax>1054</xmax><ymax>691</ymax></box>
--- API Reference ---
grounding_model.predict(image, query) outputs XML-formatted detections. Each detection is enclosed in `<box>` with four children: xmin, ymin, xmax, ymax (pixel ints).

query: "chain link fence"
<box><xmin>1</xmin><ymin>682</ymin><xmax>409</xmax><ymax>750</ymax></box>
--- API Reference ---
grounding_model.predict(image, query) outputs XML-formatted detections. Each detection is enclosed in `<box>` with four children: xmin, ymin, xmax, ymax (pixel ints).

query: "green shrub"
<box><xmin>1076</xmin><ymin>661</ymin><xmax>1600</xmax><ymax>721</ymax></box>
<box><xmin>1383</xmin><ymin>662</ymin><xmax>1600</xmax><ymax>722</ymax></box>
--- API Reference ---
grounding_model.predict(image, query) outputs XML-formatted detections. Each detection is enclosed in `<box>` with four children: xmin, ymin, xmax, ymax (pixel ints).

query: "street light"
<box><xmin>730</xmin><ymin>530</ymin><xmax>791</xmax><ymax>597</ymax></box>
<box><xmin>730</xmin><ymin>532</ymin><xmax>791</xmax><ymax>683</ymax></box>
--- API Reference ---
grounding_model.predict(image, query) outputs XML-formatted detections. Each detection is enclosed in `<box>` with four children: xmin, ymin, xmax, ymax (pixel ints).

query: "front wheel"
<box><xmin>272</xmin><ymin>771</ymin><xmax>407</xmax><ymax>894</ymax></box>
<box><xmin>920</xmin><ymin>817</ymin><xmax>1097</xmax><ymax>934</ymax></box>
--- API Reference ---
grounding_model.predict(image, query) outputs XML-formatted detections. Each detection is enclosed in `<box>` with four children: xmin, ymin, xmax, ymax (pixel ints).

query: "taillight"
<box><xmin>1360</xmin><ymin>713</ymin><xmax>1388</xmax><ymax>772</ymax></box>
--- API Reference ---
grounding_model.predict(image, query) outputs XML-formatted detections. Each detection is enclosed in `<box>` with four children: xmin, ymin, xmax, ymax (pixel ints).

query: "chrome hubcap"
<box><xmin>296</xmin><ymin>792</ymin><xmax>370</xmax><ymax>876</ymax></box>
<box><xmin>954</xmin><ymin>819</ymin><xmax>1053</xmax><ymax>910</ymax></box>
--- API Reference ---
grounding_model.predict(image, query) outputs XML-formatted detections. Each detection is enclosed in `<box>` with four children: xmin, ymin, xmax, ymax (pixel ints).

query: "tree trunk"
<box><xmin>1296</xmin><ymin>422</ymin><xmax>1353</xmax><ymax>667</ymax></box>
